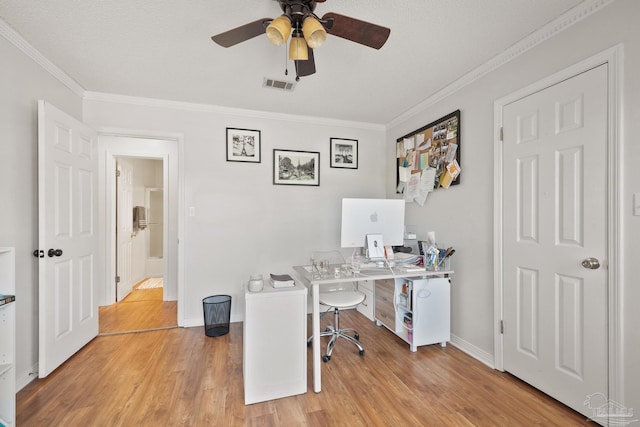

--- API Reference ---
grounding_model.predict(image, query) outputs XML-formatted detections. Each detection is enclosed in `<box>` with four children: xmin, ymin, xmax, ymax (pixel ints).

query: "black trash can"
<box><xmin>202</xmin><ymin>295</ymin><xmax>231</xmax><ymax>337</ymax></box>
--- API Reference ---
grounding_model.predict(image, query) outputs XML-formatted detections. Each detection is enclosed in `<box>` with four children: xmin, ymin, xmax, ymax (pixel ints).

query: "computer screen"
<box><xmin>340</xmin><ymin>198</ymin><xmax>405</xmax><ymax>248</ymax></box>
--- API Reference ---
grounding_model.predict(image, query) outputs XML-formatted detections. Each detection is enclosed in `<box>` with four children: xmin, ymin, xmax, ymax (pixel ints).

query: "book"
<box><xmin>270</xmin><ymin>273</ymin><xmax>295</xmax><ymax>288</ymax></box>
<box><xmin>0</xmin><ymin>294</ymin><xmax>15</xmax><ymax>306</ymax></box>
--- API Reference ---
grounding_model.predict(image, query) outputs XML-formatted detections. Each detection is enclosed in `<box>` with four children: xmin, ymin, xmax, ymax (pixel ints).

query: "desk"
<box><xmin>243</xmin><ymin>281</ymin><xmax>307</xmax><ymax>404</ymax></box>
<box><xmin>293</xmin><ymin>265</ymin><xmax>453</xmax><ymax>393</ymax></box>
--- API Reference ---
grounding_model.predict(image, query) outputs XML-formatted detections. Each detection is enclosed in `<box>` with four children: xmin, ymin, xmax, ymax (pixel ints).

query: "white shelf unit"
<box><xmin>243</xmin><ymin>281</ymin><xmax>307</xmax><ymax>404</ymax></box>
<box><xmin>375</xmin><ymin>276</ymin><xmax>450</xmax><ymax>352</ymax></box>
<box><xmin>0</xmin><ymin>247</ymin><xmax>16</xmax><ymax>427</ymax></box>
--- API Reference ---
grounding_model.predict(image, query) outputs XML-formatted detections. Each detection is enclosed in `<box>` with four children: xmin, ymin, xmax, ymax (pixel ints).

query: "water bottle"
<box><xmin>352</xmin><ymin>250</ymin><xmax>361</xmax><ymax>273</ymax></box>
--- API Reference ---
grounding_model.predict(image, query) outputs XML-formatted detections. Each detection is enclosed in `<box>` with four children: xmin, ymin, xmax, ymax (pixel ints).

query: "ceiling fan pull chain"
<box><xmin>284</xmin><ymin>42</ymin><xmax>289</xmax><ymax>76</ymax></box>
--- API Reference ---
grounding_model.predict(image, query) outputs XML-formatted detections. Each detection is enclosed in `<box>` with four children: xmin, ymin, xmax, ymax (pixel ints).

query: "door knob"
<box><xmin>33</xmin><ymin>250</ymin><xmax>44</xmax><ymax>258</ymax></box>
<box><xmin>47</xmin><ymin>249</ymin><xmax>63</xmax><ymax>257</ymax></box>
<box><xmin>581</xmin><ymin>257</ymin><xmax>600</xmax><ymax>269</ymax></box>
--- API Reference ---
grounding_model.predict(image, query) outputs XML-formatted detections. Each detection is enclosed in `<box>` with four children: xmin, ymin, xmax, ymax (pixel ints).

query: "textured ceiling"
<box><xmin>0</xmin><ymin>0</ymin><xmax>585</xmax><ymax>124</ymax></box>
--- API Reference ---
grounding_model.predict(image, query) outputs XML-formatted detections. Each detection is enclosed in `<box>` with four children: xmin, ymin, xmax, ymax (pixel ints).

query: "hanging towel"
<box><xmin>133</xmin><ymin>206</ymin><xmax>147</xmax><ymax>231</ymax></box>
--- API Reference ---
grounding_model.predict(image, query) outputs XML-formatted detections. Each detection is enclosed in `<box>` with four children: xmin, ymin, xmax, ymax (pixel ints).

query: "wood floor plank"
<box><xmin>18</xmin><ymin>310</ymin><xmax>593</xmax><ymax>426</ymax></box>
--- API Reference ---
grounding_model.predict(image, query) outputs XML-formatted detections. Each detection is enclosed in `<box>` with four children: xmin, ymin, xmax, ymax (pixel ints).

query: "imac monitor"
<box><xmin>340</xmin><ymin>198</ymin><xmax>405</xmax><ymax>248</ymax></box>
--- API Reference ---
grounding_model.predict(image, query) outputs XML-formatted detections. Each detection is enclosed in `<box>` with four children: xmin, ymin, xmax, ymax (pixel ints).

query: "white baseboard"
<box><xmin>449</xmin><ymin>333</ymin><xmax>495</xmax><ymax>369</ymax></box>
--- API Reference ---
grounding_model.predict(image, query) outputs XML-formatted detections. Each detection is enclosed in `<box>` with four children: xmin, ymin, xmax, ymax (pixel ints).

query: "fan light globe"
<box><xmin>302</xmin><ymin>16</ymin><xmax>326</xmax><ymax>48</ymax></box>
<box><xmin>289</xmin><ymin>35</ymin><xmax>308</xmax><ymax>60</ymax></box>
<box><xmin>266</xmin><ymin>15</ymin><xmax>291</xmax><ymax>45</ymax></box>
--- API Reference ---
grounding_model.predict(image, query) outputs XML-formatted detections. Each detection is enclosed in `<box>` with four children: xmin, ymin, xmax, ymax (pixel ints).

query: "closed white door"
<box><xmin>116</xmin><ymin>158</ymin><xmax>134</xmax><ymax>301</ymax></box>
<box><xmin>37</xmin><ymin>101</ymin><xmax>98</xmax><ymax>377</ymax></box>
<box><xmin>502</xmin><ymin>64</ymin><xmax>608</xmax><ymax>418</ymax></box>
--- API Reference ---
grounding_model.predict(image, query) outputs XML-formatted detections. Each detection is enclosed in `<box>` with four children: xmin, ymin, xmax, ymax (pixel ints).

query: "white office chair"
<box><xmin>307</xmin><ymin>251</ymin><xmax>366</xmax><ymax>362</ymax></box>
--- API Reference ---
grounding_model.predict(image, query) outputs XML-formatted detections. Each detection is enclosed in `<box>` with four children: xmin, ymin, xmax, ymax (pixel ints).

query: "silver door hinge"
<box><xmin>115</xmin><ymin>276</ymin><xmax>120</xmax><ymax>283</ymax></box>
<box><xmin>500</xmin><ymin>127</ymin><xmax>504</xmax><ymax>142</ymax></box>
<box><xmin>500</xmin><ymin>320</ymin><xmax>504</xmax><ymax>334</ymax></box>
<box><xmin>116</xmin><ymin>169</ymin><xmax>121</xmax><ymax>177</ymax></box>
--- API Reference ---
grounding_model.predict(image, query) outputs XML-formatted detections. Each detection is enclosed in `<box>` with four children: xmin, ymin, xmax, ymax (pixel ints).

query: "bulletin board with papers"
<box><xmin>396</xmin><ymin>110</ymin><xmax>461</xmax><ymax>206</ymax></box>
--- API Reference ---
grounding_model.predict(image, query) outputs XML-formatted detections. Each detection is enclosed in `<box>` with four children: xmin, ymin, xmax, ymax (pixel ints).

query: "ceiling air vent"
<box><xmin>263</xmin><ymin>78</ymin><xmax>296</xmax><ymax>92</ymax></box>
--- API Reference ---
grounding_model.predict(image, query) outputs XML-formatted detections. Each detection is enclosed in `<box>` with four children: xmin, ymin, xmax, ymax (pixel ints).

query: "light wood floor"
<box><xmin>99</xmin><ymin>285</ymin><xmax>177</xmax><ymax>334</ymax></box>
<box><xmin>17</xmin><ymin>309</ymin><xmax>591</xmax><ymax>426</ymax></box>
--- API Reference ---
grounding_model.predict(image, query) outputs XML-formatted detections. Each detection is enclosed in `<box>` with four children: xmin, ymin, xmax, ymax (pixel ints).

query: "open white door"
<box><xmin>37</xmin><ymin>101</ymin><xmax>99</xmax><ymax>377</ymax></box>
<box><xmin>116</xmin><ymin>158</ymin><xmax>134</xmax><ymax>301</ymax></box>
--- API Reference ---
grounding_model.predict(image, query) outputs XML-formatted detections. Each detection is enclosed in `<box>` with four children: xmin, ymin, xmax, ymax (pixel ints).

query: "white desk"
<box><xmin>292</xmin><ymin>265</ymin><xmax>453</xmax><ymax>393</ymax></box>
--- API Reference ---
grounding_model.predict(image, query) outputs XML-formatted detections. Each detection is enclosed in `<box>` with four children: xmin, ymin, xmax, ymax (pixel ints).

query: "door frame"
<box><xmin>493</xmin><ymin>45</ymin><xmax>623</xmax><ymax>404</ymax></box>
<box><xmin>97</xmin><ymin>128</ymin><xmax>185</xmax><ymax>326</ymax></box>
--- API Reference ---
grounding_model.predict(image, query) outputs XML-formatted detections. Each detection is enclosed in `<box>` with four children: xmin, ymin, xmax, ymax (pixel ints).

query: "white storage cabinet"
<box><xmin>375</xmin><ymin>277</ymin><xmax>450</xmax><ymax>352</ymax></box>
<box><xmin>243</xmin><ymin>281</ymin><xmax>307</xmax><ymax>404</ymax></box>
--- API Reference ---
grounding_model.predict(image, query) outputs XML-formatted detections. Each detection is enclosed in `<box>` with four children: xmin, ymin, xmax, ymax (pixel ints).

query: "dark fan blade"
<box><xmin>295</xmin><ymin>47</ymin><xmax>316</xmax><ymax>77</ymax></box>
<box><xmin>211</xmin><ymin>18</ymin><xmax>271</xmax><ymax>48</ymax></box>
<box><xmin>322</xmin><ymin>12</ymin><xmax>390</xmax><ymax>49</ymax></box>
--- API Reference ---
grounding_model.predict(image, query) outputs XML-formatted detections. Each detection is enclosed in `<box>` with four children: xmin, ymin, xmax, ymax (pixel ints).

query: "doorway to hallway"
<box><xmin>98</xmin><ymin>133</ymin><xmax>182</xmax><ymax>329</ymax></box>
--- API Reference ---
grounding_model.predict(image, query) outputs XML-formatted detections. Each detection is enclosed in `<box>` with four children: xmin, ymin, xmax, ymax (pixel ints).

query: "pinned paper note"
<box><xmin>419</xmin><ymin>153</ymin><xmax>429</xmax><ymax>170</ymax></box>
<box><xmin>398</xmin><ymin>166</ymin><xmax>410</xmax><ymax>183</ymax></box>
<box><xmin>405</xmin><ymin>172</ymin><xmax>421</xmax><ymax>201</ymax></box>
<box><xmin>403</xmin><ymin>136</ymin><xmax>415</xmax><ymax>150</ymax></box>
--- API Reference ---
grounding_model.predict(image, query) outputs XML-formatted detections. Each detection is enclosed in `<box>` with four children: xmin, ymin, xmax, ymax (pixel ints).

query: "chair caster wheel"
<box><xmin>322</xmin><ymin>355</ymin><xmax>331</xmax><ymax>363</ymax></box>
<box><xmin>354</xmin><ymin>333</ymin><xmax>360</xmax><ymax>340</ymax></box>
<box><xmin>307</xmin><ymin>340</ymin><xmax>312</xmax><ymax>347</ymax></box>
<box><xmin>359</xmin><ymin>349</ymin><xmax>365</xmax><ymax>356</ymax></box>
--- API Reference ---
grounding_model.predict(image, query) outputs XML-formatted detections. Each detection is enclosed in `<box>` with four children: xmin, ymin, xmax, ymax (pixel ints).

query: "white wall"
<box><xmin>386</xmin><ymin>0</ymin><xmax>640</xmax><ymax>411</ymax></box>
<box><xmin>0</xmin><ymin>35</ymin><xmax>84</xmax><ymax>388</ymax></box>
<box><xmin>83</xmin><ymin>99</ymin><xmax>387</xmax><ymax>325</ymax></box>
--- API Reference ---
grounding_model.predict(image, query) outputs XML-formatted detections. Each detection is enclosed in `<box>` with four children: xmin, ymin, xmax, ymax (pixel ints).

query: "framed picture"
<box><xmin>226</xmin><ymin>127</ymin><xmax>261</xmax><ymax>163</ymax></box>
<box><xmin>330</xmin><ymin>137</ymin><xmax>358</xmax><ymax>169</ymax></box>
<box><xmin>273</xmin><ymin>149</ymin><xmax>320</xmax><ymax>186</ymax></box>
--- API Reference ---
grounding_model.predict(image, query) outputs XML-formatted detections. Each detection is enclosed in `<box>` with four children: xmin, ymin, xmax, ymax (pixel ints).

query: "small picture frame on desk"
<box><xmin>366</xmin><ymin>234</ymin><xmax>385</xmax><ymax>259</ymax></box>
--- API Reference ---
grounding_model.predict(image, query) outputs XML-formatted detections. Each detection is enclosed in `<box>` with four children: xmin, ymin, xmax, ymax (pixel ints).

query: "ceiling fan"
<box><xmin>211</xmin><ymin>0</ymin><xmax>391</xmax><ymax>80</ymax></box>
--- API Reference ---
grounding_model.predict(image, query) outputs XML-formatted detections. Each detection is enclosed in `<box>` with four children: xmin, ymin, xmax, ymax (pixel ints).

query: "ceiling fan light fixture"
<box><xmin>302</xmin><ymin>16</ymin><xmax>326</xmax><ymax>48</ymax></box>
<box><xmin>266</xmin><ymin>15</ymin><xmax>291</xmax><ymax>46</ymax></box>
<box><xmin>289</xmin><ymin>34</ymin><xmax>308</xmax><ymax>61</ymax></box>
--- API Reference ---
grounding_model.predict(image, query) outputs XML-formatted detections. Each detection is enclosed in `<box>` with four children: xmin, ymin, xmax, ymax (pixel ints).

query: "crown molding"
<box><xmin>83</xmin><ymin>91</ymin><xmax>385</xmax><ymax>131</ymax></box>
<box><xmin>385</xmin><ymin>0</ymin><xmax>616</xmax><ymax>129</ymax></box>
<box><xmin>0</xmin><ymin>17</ymin><xmax>85</xmax><ymax>97</ymax></box>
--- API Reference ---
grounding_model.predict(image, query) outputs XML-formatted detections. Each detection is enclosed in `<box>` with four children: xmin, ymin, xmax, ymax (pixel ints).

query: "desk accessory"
<box><xmin>270</xmin><ymin>273</ymin><xmax>295</xmax><ymax>288</ymax></box>
<box><xmin>248</xmin><ymin>275</ymin><xmax>264</xmax><ymax>292</ymax></box>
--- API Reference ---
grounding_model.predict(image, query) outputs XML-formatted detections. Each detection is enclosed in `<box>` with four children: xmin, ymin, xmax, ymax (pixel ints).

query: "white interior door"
<box><xmin>116</xmin><ymin>159</ymin><xmax>134</xmax><ymax>301</ymax></box>
<box><xmin>37</xmin><ymin>101</ymin><xmax>98</xmax><ymax>377</ymax></box>
<box><xmin>501</xmin><ymin>65</ymin><xmax>608</xmax><ymax>418</ymax></box>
